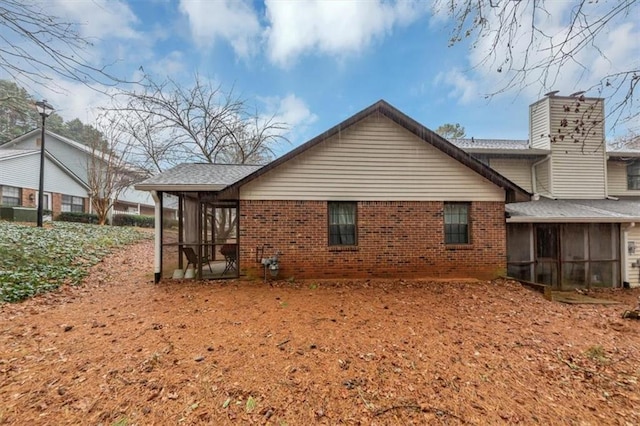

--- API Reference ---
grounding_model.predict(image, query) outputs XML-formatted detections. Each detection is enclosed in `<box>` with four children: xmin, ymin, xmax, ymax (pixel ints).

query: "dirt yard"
<box><xmin>1</xmin><ymin>240</ymin><xmax>639</xmax><ymax>425</ymax></box>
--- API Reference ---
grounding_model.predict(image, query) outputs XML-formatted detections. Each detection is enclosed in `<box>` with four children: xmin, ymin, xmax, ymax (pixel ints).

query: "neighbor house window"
<box><xmin>444</xmin><ymin>202</ymin><xmax>470</xmax><ymax>244</ymax></box>
<box><xmin>61</xmin><ymin>195</ymin><xmax>84</xmax><ymax>212</ymax></box>
<box><xmin>628</xmin><ymin>161</ymin><xmax>640</xmax><ymax>190</ymax></box>
<box><xmin>1</xmin><ymin>186</ymin><xmax>21</xmax><ymax>206</ymax></box>
<box><xmin>328</xmin><ymin>202</ymin><xmax>357</xmax><ymax>245</ymax></box>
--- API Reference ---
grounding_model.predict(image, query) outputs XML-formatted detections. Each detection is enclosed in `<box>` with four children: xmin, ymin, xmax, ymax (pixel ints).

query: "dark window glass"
<box><xmin>1</xmin><ymin>186</ymin><xmax>20</xmax><ymax>206</ymax></box>
<box><xmin>62</xmin><ymin>195</ymin><xmax>84</xmax><ymax>212</ymax></box>
<box><xmin>628</xmin><ymin>161</ymin><xmax>640</xmax><ymax>190</ymax></box>
<box><xmin>328</xmin><ymin>202</ymin><xmax>357</xmax><ymax>245</ymax></box>
<box><xmin>444</xmin><ymin>203</ymin><xmax>469</xmax><ymax>244</ymax></box>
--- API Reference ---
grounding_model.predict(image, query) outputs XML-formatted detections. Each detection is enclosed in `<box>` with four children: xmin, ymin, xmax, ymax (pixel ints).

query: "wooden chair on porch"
<box><xmin>182</xmin><ymin>246</ymin><xmax>213</xmax><ymax>274</ymax></box>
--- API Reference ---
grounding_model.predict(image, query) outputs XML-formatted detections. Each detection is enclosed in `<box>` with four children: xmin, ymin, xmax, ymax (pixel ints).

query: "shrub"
<box><xmin>163</xmin><ymin>217</ymin><xmax>178</xmax><ymax>229</ymax></box>
<box><xmin>112</xmin><ymin>214</ymin><xmax>154</xmax><ymax>228</ymax></box>
<box><xmin>56</xmin><ymin>212</ymin><xmax>100</xmax><ymax>224</ymax></box>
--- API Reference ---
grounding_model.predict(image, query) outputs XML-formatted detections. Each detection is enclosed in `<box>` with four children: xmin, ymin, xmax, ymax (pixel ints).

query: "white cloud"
<box><xmin>178</xmin><ymin>0</ymin><xmax>261</xmax><ymax>58</ymax></box>
<box><xmin>51</xmin><ymin>0</ymin><xmax>140</xmax><ymax>40</ymax></box>
<box><xmin>434</xmin><ymin>69</ymin><xmax>479</xmax><ymax>104</ymax></box>
<box><xmin>260</xmin><ymin>94</ymin><xmax>318</xmax><ymax>145</ymax></box>
<box><xmin>34</xmin><ymin>80</ymin><xmax>113</xmax><ymax>124</ymax></box>
<box><xmin>434</xmin><ymin>1</ymin><xmax>640</xmax><ymax>129</ymax></box>
<box><xmin>149</xmin><ymin>51</ymin><xmax>188</xmax><ymax>78</ymax></box>
<box><xmin>264</xmin><ymin>0</ymin><xmax>428</xmax><ymax>67</ymax></box>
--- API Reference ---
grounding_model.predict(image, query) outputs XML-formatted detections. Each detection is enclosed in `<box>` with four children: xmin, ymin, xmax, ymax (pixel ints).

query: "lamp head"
<box><xmin>35</xmin><ymin>100</ymin><xmax>54</xmax><ymax>118</ymax></box>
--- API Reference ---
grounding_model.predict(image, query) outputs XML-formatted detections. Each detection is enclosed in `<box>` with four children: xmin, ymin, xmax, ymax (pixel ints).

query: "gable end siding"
<box><xmin>488</xmin><ymin>158</ymin><xmax>533</xmax><ymax>193</ymax></box>
<box><xmin>240</xmin><ymin>114</ymin><xmax>505</xmax><ymax>201</ymax></box>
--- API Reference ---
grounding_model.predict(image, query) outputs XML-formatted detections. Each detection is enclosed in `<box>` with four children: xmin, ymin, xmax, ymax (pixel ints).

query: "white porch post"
<box><xmin>152</xmin><ymin>191</ymin><xmax>162</xmax><ymax>283</ymax></box>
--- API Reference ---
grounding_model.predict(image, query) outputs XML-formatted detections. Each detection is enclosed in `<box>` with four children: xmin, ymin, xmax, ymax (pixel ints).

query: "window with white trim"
<box><xmin>1</xmin><ymin>186</ymin><xmax>21</xmax><ymax>206</ymax></box>
<box><xmin>62</xmin><ymin>195</ymin><xmax>84</xmax><ymax>212</ymax></box>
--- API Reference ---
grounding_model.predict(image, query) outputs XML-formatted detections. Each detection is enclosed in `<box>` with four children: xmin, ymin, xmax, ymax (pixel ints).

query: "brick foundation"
<box><xmin>239</xmin><ymin>200</ymin><xmax>506</xmax><ymax>280</ymax></box>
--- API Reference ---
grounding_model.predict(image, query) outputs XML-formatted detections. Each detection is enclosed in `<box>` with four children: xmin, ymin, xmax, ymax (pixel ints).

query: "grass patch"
<box><xmin>584</xmin><ymin>345</ymin><xmax>607</xmax><ymax>363</ymax></box>
<box><xmin>0</xmin><ymin>221</ymin><xmax>151</xmax><ymax>303</ymax></box>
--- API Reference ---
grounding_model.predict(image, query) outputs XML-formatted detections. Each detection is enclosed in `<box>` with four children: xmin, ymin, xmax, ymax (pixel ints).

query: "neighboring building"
<box><xmin>0</xmin><ymin>149</ymin><xmax>89</xmax><ymax>213</ymax></box>
<box><xmin>136</xmin><ymin>100</ymin><xmax>529</xmax><ymax>283</ymax></box>
<box><xmin>0</xmin><ymin>129</ymin><xmax>157</xmax><ymax>217</ymax></box>
<box><xmin>450</xmin><ymin>94</ymin><xmax>640</xmax><ymax>289</ymax></box>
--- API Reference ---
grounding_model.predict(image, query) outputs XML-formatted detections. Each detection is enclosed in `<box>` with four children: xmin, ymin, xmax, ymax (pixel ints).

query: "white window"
<box><xmin>1</xmin><ymin>186</ymin><xmax>21</xmax><ymax>206</ymax></box>
<box><xmin>62</xmin><ymin>195</ymin><xmax>84</xmax><ymax>212</ymax></box>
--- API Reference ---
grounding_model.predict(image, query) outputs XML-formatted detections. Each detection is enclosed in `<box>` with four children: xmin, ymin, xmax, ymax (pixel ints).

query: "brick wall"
<box><xmin>239</xmin><ymin>200</ymin><xmax>506</xmax><ymax>280</ymax></box>
<box><xmin>17</xmin><ymin>187</ymin><xmax>86</xmax><ymax>214</ymax></box>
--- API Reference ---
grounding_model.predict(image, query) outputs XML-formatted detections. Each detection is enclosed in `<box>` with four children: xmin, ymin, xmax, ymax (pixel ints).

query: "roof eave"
<box><xmin>134</xmin><ymin>184</ymin><xmax>227</xmax><ymax>192</ymax></box>
<box><xmin>507</xmin><ymin>216</ymin><xmax>639</xmax><ymax>223</ymax></box>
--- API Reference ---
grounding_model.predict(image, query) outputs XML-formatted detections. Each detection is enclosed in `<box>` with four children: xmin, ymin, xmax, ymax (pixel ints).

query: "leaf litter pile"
<box><xmin>1</xmin><ymin>240</ymin><xmax>639</xmax><ymax>425</ymax></box>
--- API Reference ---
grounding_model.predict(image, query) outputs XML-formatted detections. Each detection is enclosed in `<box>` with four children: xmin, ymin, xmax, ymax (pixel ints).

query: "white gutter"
<box><xmin>152</xmin><ymin>191</ymin><xmax>162</xmax><ymax>283</ymax></box>
<box><xmin>603</xmin><ymin>150</ymin><xmax>609</xmax><ymax>198</ymax></box>
<box><xmin>622</xmin><ymin>222</ymin><xmax>635</xmax><ymax>286</ymax></box>
<box><xmin>531</xmin><ymin>154</ymin><xmax>551</xmax><ymax>196</ymax></box>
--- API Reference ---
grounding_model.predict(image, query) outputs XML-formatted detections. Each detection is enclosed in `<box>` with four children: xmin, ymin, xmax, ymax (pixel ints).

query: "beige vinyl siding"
<box><xmin>529</xmin><ymin>98</ymin><xmax>551</xmax><ymax>150</ymax></box>
<box><xmin>241</xmin><ymin>114</ymin><xmax>504</xmax><ymax>201</ymax></box>
<box><xmin>608</xmin><ymin>160</ymin><xmax>640</xmax><ymax>197</ymax></box>
<box><xmin>534</xmin><ymin>160</ymin><xmax>551</xmax><ymax>196</ymax></box>
<box><xmin>626</xmin><ymin>226</ymin><xmax>640</xmax><ymax>288</ymax></box>
<box><xmin>488</xmin><ymin>158</ymin><xmax>533</xmax><ymax>193</ymax></box>
<box><xmin>547</xmin><ymin>97</ymin><xmax>606</xmax><ymax>199</ymax></box>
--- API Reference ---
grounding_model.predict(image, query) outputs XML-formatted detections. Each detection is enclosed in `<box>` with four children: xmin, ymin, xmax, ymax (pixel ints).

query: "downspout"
<box><xmin>621</xmin><ymin>222</ymin><xmax>635</xmax><ymax>287</ymax></box>
<box><xmin>152</xmin><ymin>190</ymin><xmax>162</xmax><ymax>283</ymax></box>
<box><xmin>531</xmin><ymin>155</ymin><xmax>551</xmax><ymax>197</ymax></box>
<box><xmin>603</xmin><ymin>153</ymin><xmax>609</xmax><ymax>198</ymax></box>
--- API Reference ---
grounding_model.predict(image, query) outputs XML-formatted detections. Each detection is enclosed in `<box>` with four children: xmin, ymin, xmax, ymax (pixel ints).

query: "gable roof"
<box><xmin>135</xmin><ymin>163</ymin><xmax>262</xmax><ymax>192</ymax></box>
<box><xmin>222</xmin><ymin>100</ymin><xmax>530</xmax><ymax>200</ymax></box>
<box><xmin>1</xmin><ymin>128</ymin><xmax>96</xmax><ymax>155</ymax></box>
<box><xmin>0</xmin><ymin>148</ymin><xmax>89</xmax><ymax>190</ymax></box>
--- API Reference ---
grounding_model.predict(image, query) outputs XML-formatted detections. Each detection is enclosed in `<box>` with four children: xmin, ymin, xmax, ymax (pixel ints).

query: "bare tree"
<box><xmin>86</xmin><ymin>114</ymin><xmax>143</xmax><ymax>225</ymax></box>
<box><xmin>108</xmin><ymin>74</ymin><xmax>288</xmax><ymax>172</ymax></box>
<box><xmin>435</xmin><ymin>0</ymin><xmax>639</xmax><ymax>129</ymax></box>
<box><xmin>0</xmin><ymin>0</ymin><xmax>130</xmax><ymax>93</ymax></box>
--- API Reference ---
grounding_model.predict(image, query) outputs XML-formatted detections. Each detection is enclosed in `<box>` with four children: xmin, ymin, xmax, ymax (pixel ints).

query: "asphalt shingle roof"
<box><xmin>506</xmin><ymin>198</ymin><xmax>640</xmax><ymax>222</ymax></box>
<box><xmin>451</xmin><ymin>138</ymin><xmax>530</xmax><ymax>150</ymax></box>
<box><xmin>135</xmin><ymin>163</ymin><xmax>263</xmax><ymax>191</ymax></box>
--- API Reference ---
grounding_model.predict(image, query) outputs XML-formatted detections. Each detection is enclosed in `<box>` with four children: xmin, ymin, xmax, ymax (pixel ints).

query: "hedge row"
<box><xmin>56</xmin><ymin>212</ymin><xmax>100</xmax><ymax>224</ymax></box>
<box><xmin>112</xmin><ymin>214</ymin><xmax>155</xmax><ymax>228</ymax></box>
<box><xmin>54</xmin><ymin>212</ymin><xmax>178</xmax><ymax>229</ymax></box>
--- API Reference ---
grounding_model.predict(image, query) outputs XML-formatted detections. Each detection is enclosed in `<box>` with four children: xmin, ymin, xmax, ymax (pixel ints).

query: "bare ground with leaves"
<box><xmin>1</xmin><ymin>240</ymin><xmax>639</xmax><ymax>425</ymax></box>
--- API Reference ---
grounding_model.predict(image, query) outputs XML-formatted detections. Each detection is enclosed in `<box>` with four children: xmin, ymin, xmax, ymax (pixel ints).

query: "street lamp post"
<box><xmin>35</xmin><ymin>100</ymin><xmax>54</xmax><ymax>227</ymax></box>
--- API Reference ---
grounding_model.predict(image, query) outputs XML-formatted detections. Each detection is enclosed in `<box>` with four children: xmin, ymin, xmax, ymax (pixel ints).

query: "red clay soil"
<box><xmin>1</xmin><ymin>240</ymin><xmax>639</xmax><ymax>425</ymax></box>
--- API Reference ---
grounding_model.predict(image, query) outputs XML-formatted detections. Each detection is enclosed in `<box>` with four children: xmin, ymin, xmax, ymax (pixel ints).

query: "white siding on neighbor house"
<box><xmin>488</xmin><ymin>158</ymin><xmax>533</xmax><ymax>193</ymax></box>
<box><xmin>118</xmin><ymin>186</ymin><xmax>154</xmax><ymax>205</ymax></box>
<box><xmin>0</xmin><ymin>153</ymin><xmax>86</xmax><ymax>196</ymax></box>
<box><xmin>529</xmin><ymin>97</ymin><xmax>551</xmax><ymax>150</ymax></box>
<box><xmin>534</xmin><ymin>159</ymin><xmax>551</xmax><ymax>196</ymax></box>
<box><xmin>241</xmin><ymin>114</ymin><xmax>505</xmax><ymax>201</ymax></box>
<box><xmin>547</xmin><ymin>97</ymin><xmax>606</xmax><ymax>199</ymax></box>
<box><xmin>4</xmin><ymin>133</ymin><xmax>156</xmax><ymax>207</ymax></box>
<box><xmin>5</xmin><ymin>134</ymin><xmax>89</xmax><ymax>182</ymax></box>
<box><xmin>626</xmin><ymin>226</ymin><xmax>640</xmax><ymax>288</ymax></box>
<box><xmin>608</xmin><ymin>160</ymin><xmax>640</xmax><ymax>197</ymax></box>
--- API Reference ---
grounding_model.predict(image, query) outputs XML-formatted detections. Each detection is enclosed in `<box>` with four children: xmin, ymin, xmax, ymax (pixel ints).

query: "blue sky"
<box><xmin>13</xmin><ymin>1</ymin><xmax>640</xmax><ymax>157</ymax></box>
